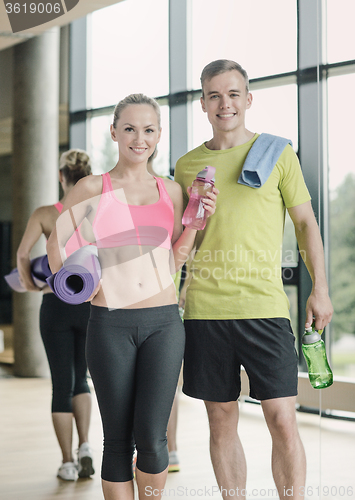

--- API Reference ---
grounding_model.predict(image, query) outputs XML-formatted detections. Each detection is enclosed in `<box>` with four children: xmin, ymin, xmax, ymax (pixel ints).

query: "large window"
<box><xmin>326</xmin><ymin>0</ymin><xmax>355</xmax><ymax>64</ymax></box>
<box><xmin>328</xmin><ymin>73</ymin><xmax>355</xmax><ymax>377</ymax></box>
<box><xmin>246</xmin><ymin>84</ymin><xmax>298</xmax><ymax>151</ymax></box>
<box><xmin>89</xmin><ymin>0</ymin><xmax>169</xmax><ymax>109</ymax></box>
<box><xmin>190</xmin><ymin>0</ymin><xmax>297</xmax><ymax>89</ymax></box>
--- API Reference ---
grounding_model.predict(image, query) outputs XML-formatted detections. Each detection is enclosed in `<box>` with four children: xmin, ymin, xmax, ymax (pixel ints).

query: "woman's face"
<box><xmin>110</xmin><ymin>104</ymin><xmax>161</xmax><ymax>164</ymax></box>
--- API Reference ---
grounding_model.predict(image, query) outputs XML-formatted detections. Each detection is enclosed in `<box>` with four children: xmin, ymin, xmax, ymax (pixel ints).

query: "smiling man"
<box><xmin>174</xmin><ymin>60</ymin><xmax>333</xmax><ymax>500</ymax></box>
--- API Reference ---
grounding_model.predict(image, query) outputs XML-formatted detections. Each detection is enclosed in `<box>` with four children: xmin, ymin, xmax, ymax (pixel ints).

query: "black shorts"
<box><xmin>183</xmin><ymin>318</ymin><xmax>298</xmax><ymax>402</ymax></box>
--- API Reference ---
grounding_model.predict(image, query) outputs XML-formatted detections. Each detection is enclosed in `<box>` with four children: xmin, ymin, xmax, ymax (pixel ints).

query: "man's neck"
<box><xmin>205</xmin><ymin>129</ymin><xmax>255</xmax><ymax>151</ymax></box>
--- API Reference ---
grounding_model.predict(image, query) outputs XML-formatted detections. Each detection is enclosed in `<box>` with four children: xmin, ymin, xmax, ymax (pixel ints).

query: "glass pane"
<box><xmin>246</xmin><ymin>84</ymin><xmax>299</xmax><ymax>151</ymax></box>
<box><xmin>191</xmin><ymin>98</ymin><xmax>212</xmax><ymax>149</ymax></box>
<box><xmin>150</xmin><ymin>105</ymin><xmax>171</xmax><ymax>178</ymax></box>
<box><xmin>190</xmin><ymin>0</ymin><xmax>297</xmax><ymax>89</ymax></box>
<box><xmin>328</xmin><ymin>74</ymin><xmax>355</xmax><ymax>378</ymax></box>
<box><xmin>89</xmin><ymin>106</ymin><xmax>170</xmax><ymax>177</ymax></box>
<box><xmin>89</xmin><ymin>0</ymin><xmax>169</xmax><ymax>109</ymax></box>
<box><xmin>326</xmin><ymin>0</ymin><xmax>355</xmax><ymax>64</ymax></box>
<box><xmin>89</xmin><ymin>114</ymin><xmax>117</xmax><ymax>175</ymax></box>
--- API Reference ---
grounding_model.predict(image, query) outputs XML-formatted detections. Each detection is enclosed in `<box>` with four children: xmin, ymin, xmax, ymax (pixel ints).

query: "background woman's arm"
<box><xmin>16</xmin><ymin>208</ymin><xmax>48</xmax><ymax>291</ymax></box>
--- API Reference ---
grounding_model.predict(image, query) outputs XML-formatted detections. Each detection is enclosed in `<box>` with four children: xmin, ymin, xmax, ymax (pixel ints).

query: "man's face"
<box><xmin>201</xmin><ymin>70</ymin><xmax>252</xmax><ymax>135</ymax></box>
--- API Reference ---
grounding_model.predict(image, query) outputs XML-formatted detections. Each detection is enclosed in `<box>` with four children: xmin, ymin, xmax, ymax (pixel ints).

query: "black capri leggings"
<box><xmin>86</xmin><ymin>304</ymin><xmax>185</xmax><ymax>482</ymax></box>
<box><xmin>40</xmin><ymin>294</ymin><xmax>91</xmax><ymax>413</ymax></box>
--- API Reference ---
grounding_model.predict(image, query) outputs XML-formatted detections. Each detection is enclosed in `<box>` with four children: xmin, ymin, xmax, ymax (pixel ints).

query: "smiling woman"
<box><xmin>110</xmin><ymin>94</ymin><xmax>162</xmax><ymax>168</ymax></box>
<box><xmin>46</xmin><ymin>93</ymin><xmax>217</xmax><ymax>500</ymax></box>
<box><xmin>89</xmin><ymin>106</ymin><xmax>171</xmax><ymax>177</ymax></box>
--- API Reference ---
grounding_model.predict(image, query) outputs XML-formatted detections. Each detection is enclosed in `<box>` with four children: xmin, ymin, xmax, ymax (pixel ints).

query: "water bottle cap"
<box><xmin>302</xmin><ymin>330</ymin><xmax>322</xmax><ymax>344</ymax></box>
<box><xmin>196</xmin><ymin>166</ymin><xmax>216</xmax><ymax>184</ymax></box>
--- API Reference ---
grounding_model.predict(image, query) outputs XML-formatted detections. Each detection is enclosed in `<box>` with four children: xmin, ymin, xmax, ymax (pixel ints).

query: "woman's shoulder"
<box><xmin>31</xmin><ymin>204</ymin><xmax>58</xmax><ymax>221</ymax></box>
<box><xmin>28</xmin><ymin>204</ymin><xmax>60</xmax><ymax>236</ymax></box>
<box><xmin>67</xmin><ymin>174</ymin><xmax>105</xmax><ymax>203</ymax></box>
<box><xmin>160</xmin><ymin>177</ymin><xmax>183</xmax><ymax>210</ymax></box>
<box><xmin>160</xmin><ymin>176</ymin><xmax>182</xmax><ymax>198</ymax></box>
<box><xmin>75</xmin><ymin>173</ymin><xmax>103</xmax><ymax>191</ymax></box>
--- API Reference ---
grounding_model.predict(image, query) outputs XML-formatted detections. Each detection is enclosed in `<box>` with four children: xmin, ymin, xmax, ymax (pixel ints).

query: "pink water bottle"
<box><xmin>182</xmin><ymin>166</ymin><xmax>216</xmax><ymax>230</ymax></box>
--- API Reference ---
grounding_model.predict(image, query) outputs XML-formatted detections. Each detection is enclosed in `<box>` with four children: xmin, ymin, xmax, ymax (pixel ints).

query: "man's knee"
<box><xmin>262</xmin><ymin>397</ymin><xmax>299</xmax><ymax>442</ymax></box>
<box><xmin>205</xmin><ymin>401</ymin><xmax>240</xmax><ymax>439</ymax></box>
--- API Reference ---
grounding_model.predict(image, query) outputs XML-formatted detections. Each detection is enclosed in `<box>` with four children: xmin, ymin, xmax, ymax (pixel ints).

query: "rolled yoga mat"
<box><xmin>46</xmin><ymin>245</ymin><xmax>101</xmax><ymax>305</ymax></box>
<box><xmin>4</xmin><ymin>254</ymin><xmax>51</xmax><ymax>292</ymax></box>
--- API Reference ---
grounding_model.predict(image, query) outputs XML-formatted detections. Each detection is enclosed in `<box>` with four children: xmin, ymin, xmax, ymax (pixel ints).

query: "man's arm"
<box><xmin>287</xmin><ymin>200</ymin><xmax>333</xmax><ymax>331</ymax></box>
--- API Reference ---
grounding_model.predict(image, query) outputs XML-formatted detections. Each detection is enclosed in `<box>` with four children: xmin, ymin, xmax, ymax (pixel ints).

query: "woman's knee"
<box><xmin>51</xmin><ymin>380</ymin><xmax>74</xmax><ymax>412</ymax></box>
<box><xmin>136</xmin><ymin>439</ymin><xmax>168</xmax><ymax>475</ymax></box>
<box><xmin>51</xmin><ymin>393</ymin><xmax>73</xmax><ymax>413</ymax></box>
<box><xmin>73</xmin><ymin>380</ymin><xmax>90</xmax><ymax>397</ymax></box>
<box><xmin>102</xmin><ymin>439</ymin><xmax>135</xmax><ymax>482</ymax></box>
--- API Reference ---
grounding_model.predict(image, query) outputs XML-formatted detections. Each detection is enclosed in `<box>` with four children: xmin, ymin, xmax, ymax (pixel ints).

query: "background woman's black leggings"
<box><xmin>86</xmin><ymin>304</ymin><xmax>185</xmax><ymax>482</ymax></box>
<box><xmin>40</xmin><ymin>294</ymin><xmax>91</xmax><ymax>413</ymax></box>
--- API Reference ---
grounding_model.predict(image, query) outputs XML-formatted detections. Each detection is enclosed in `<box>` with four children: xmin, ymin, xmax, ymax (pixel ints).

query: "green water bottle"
<box><xmin>301</xmin><ymin>325</ymin><xmax>333</xmax><ymax>389</ymax></box>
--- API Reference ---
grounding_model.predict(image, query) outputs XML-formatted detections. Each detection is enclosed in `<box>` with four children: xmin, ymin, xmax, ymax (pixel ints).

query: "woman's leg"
<box><xmin>167</xmin><ymin>391</ymin><xmax>178</xmax><ymax>453</ymax></box>
<box><xmin>52</xmin><ymin>413</ymin><xmax>74</xmax><ymax>463</ymax></box>
<box><xmin>40</xmin><ymin>295</ymin><xmax>77</xmax><ymax>465</ymax></box>
<box><xmin>134</xmin><ymin>309</ymin><xmax>185</xmax><ymax>500</ymax></box>
<box><xmin>86</xmin><ymin>307</ymin><xmax>138</xmax><ymax>499</ymax></box>
<box><xmin>102</xmin><ymin>479</ymin><xmax>135</xmax><ymax>500</ymax></box>
<box><xmin>72</xmin><ymin>303</ymin><xmax>92</xmax><ymax>446</ymax></box>
<box><xmin>72</xmin><ymin>393</ymin><xmax>91</xmax><ymax>446</ymax></box>
<box><xmin>135</xmin><ymin>468</ymin><xmax>168</xmax><ymax>500</ymax></box>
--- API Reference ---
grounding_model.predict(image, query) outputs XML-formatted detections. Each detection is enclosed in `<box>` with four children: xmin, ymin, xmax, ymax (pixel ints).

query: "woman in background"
<box><xmin>17</xmin><ymin>149</ymin><xmax>95</xmax><ymax>481</ymax></box>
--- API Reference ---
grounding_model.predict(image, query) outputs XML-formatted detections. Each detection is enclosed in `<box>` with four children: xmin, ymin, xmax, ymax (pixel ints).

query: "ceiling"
<box><xmin>0</xmin><ymin>0</ymin><xmax>124</xmax><ymax>51</ymax></box>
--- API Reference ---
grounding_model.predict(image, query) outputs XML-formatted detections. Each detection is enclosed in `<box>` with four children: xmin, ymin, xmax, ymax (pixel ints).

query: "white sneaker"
<box><xmin>77</xmin><ymin>443</ymin><xmax>95</xmax><ymax>478</ymax></box>
<box><xmin>57</xmin><ymin>462</ymin><xmax>78</xmax><ymax>481</ymax></box>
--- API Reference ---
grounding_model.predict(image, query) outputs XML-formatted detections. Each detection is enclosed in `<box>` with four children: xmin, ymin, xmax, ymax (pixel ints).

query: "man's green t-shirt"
<box><xmin>174</xmin><ymin>134</ymin><xmax>311</xmax><ymax>320</ymax></box>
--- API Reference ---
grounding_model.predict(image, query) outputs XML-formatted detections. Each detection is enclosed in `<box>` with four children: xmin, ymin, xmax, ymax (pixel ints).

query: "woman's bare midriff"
<box><xmin>91</xmin><ymin>245</ymin><xmax>177</xmax><ymax>309</ymax></box>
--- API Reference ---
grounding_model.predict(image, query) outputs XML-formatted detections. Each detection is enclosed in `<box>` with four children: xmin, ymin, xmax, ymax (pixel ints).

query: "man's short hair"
<box><xmin>200</xmin><ymin>60</ymin><xmax>249</xmax><ymax>96</ymax></box>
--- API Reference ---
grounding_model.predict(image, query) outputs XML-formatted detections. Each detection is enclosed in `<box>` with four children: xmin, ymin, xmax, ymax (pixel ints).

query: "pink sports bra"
<box><xmin>55</xmin><ymin>202</ymin><xmax>93</xmax><ymax>256</ymax></box>
<box><xmin>91</xmin><ymin>172</ymin><xmax>174</xmax><ymax>250</ymax></box>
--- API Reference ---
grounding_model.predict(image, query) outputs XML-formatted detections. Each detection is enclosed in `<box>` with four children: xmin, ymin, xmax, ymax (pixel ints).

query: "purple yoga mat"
<box><xmin>46</xmin><ymin>245</ymin><xmax>101</xmax><ymax>305</ymax></box>
<box><xmin>4</xmin><ymin>255</ymin><xmax>51</xmax><ymax>292</ymax></box>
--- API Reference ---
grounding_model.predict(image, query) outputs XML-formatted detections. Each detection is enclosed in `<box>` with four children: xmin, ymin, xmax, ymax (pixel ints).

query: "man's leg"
<box><xmin>261</xmin><ymin>396</ymin><xmax>306</xmax><ymax>500</ymax></box>
<box><xmin>205</xmin><ymin>400</ymin><xmax>247</xmax><ymax>500</ymax></box>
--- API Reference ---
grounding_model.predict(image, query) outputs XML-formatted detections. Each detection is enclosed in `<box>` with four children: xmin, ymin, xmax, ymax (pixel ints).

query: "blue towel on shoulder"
<box><xmin>238</xmin><ymin>133</ymin><xmax>292</xmax><ymax>188</ymax></box>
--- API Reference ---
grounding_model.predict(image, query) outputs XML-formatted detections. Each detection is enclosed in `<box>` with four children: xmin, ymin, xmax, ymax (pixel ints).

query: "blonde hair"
<box><xmin>59</xmin><ymin>149</ymin><xmax>91</xmax><ymax>185</ymax></box>
<box><xmin>112</xmin><ymin>94</ymin><xmax>161</xmax><ymax>129</ymax></box>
